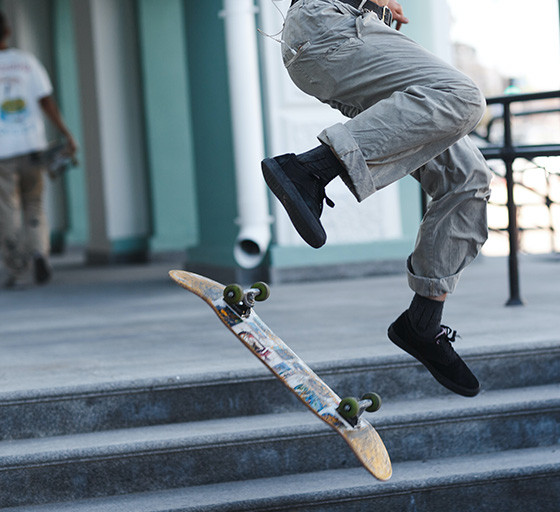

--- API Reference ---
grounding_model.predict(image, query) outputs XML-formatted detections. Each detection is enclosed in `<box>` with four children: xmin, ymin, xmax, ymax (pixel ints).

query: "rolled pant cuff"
<box><xmin>318</xmin><ymin>123</ymin><xmax>374</xmax><ymax>202</ymax></box>
<box><xmin>406</xmin><ymin>256</ymin><xmax>462</xmax><ymax>297</ymax></box>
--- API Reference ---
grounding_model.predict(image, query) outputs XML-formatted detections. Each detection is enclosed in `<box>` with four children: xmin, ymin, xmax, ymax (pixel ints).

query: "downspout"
<box><xmin>220</xmin><ymin>0</ymin><xmax>271</xmax><ymax>269</ymax></box>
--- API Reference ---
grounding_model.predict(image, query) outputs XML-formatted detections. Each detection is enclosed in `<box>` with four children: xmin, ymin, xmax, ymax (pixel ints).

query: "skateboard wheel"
<box><xmin>251</xmin><ymin>282</ymin><xmax>271</xmax><ymax>302</ymax></box>
<box><xmin>362</xmin><ymin>392</ymin><xmax>382</xmax><ymax>413</ymax></box>
<box><xmin>337</xmin><ymin>397</ymin><xmax>359</xmax><ymax>419</ymax></box>
<box><xmin>224</xmin><ymin>284</ymin><xmax>243</xmax><ymax>305</ymax></box>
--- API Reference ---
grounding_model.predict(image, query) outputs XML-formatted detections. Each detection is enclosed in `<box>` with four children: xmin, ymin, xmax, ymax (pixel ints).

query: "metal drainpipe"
<box><xmin>220</xmin><ymin>0</ymin><xmax>272</xmax><ymax>270</ymax></box>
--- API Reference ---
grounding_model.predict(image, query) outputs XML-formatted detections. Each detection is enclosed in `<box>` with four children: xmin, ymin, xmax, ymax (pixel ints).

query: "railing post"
<box><xmin>502</xmin><ymin>101</ymin><xmax>525</xmax><ymax>306</ymax></box>
<box><xmin>479</xmin><ymin>90</ymin><xmax>560</xmax><ymax>305</ymax></box>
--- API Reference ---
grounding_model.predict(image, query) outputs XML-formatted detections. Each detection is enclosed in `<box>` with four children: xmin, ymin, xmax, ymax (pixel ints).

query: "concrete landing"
<box><xmin>0</xmin><ymin>252</ymin><xmax>558</xmax><ymax>395</ymax></box>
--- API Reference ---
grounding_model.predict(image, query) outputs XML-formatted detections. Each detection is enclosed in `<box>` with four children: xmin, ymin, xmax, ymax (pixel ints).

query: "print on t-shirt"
<box><xmin>1</xmin><ymin>78</ymin><xmax>28</xmax><ymax>124</ymax></box>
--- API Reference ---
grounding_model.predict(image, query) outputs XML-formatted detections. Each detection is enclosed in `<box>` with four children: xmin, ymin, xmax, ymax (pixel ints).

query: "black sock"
<box><xmin>406</xmin><ymin>293</ymin><xmax>444</xmax><ymax>339</ymax></box>
<box><xmin>296</xmin><ymin>144</ymin><xmax>344</xmax><ymax>184</ymax></box>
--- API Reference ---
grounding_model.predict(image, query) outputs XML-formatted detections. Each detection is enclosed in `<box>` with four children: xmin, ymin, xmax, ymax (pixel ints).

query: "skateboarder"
<box><xmin>262</xmin><ymin>0</ymin><xmax>492</xmax><ymax>397</ymax></box>
<box><xmin>0</xmin><ymin>10</ymin><xmax>77</xmax><ymax>288</ymax></box>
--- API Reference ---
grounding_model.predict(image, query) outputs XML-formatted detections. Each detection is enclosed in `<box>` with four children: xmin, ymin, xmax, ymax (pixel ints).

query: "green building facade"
<box><xmin>0</xmin><ymin>0</ymin><xmax>458</xmax><ymax>282</ymax></box>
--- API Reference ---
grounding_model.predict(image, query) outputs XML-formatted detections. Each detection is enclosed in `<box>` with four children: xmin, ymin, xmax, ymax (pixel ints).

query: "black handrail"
<box><xmin>478</xmin><ymin>90</ymin><xmax>560</xmax><ymax>306</ymax></box>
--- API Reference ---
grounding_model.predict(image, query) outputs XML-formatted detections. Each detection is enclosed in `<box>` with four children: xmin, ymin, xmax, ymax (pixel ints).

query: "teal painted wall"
<box><xmin>182</xmin><ymin>0</ymin><xmax>238</xmax><ymax>266</ymax></box>
<box><xmin>137</xmin><ymin>0</ymin><xmax>199</xmax><ymax>252</ymax></box>
<box><xmin>52</xmin><ymin>0</ymin><xmax>88</xmax><ymax>245</ymax></box>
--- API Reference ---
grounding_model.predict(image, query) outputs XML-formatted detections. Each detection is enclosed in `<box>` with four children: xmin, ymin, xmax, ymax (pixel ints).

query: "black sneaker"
<box><xmin>388</xmin><ymin>312</ymin><xmax>480</xmax><ymax>397</ymax></box>
<box><xmin>34</xmin><ymin>254</ymin><xmax>52</xmax><ymax>284</ymax></box>
<box><xmin>262</xmin><ymin>154</ymin><xmax>334</xmax><ymax>248</ymax></box>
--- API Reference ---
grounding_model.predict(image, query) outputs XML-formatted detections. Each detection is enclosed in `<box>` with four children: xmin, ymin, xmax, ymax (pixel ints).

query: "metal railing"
<box><xmin>476</xmin><ymin>90</ymin><xmax>560</xmax><ymax>305</ymax></box>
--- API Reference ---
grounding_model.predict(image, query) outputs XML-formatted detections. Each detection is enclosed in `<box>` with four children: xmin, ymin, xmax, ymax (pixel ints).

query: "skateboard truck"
<box><xmin>223</xmin><ymin>282</ymin><xmax>271</xmax><ymax>316</ymax></box>
<box><xmin>337</xmin><ymin>393</ymin><xmax>382</xmax><ymax>428</ymax></box>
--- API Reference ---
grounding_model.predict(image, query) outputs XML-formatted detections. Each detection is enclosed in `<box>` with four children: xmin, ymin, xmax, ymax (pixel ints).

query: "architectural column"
<box><xmin>181</xmin><ymin>1</ymin><xmax>240</xmax><ymax>281</ymax></box>
<box><xmin>52</xmin><ymin>0</ymin><xmax>88</xmax><ymax>248</ymax></box>
<box><xmin>137</xmin><ymin>0</ymin><xmax>199</xmax><ymax>253</ymax></box>
<box><xmin>73</xmin><ymin>0</ymin><xmax>150</xmax><ymax>263</ymax></box>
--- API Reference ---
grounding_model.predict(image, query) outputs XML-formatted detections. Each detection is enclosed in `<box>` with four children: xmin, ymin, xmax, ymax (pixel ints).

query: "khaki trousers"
<box><xmin>0</xmin><ymin>154</ymin><xmax>49</xmax><ymax>278</ymax></box>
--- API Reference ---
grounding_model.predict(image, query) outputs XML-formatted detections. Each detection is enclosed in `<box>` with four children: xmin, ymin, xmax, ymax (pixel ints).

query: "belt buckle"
<box><xmin>382</xmin><ymin>5</ymin><xmax>392</xmax><ymax>26</ymax></box>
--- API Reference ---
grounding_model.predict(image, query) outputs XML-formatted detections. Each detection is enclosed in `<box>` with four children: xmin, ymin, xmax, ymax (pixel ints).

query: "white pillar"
<box><xmin>73</xmin><ymin>0</ymin><xmax>150</xmax><ymax>262</ymax></box>
<box><xmin>220</xmin><ymin>0</ymin><xmax>271</xmax><ymax>269</ymax></box>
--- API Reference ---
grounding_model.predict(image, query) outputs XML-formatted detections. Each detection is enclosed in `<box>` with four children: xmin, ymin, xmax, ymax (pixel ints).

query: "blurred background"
<box><xmin>448</xmin><ymin>0</ymin><xmax>560</xmax><ymax>257</ymax></box>
<box><xmin>0</xmin><ymin>0</ymin><xmax>559</xmax><ymax>282</ymax></box>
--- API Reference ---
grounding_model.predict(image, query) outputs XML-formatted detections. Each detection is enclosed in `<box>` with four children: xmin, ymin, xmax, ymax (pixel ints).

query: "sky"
<box><xmin>447</xmin><ymin>0</ymin><xmax>560</xmax><ymax>91</ymax></box>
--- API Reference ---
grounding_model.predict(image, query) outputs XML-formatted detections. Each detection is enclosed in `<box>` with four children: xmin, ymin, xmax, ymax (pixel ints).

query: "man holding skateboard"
<box><xmin>0</xmin><ymin>10</ymin><xmax>77</xmax><ymax>288</ymax></box>
<box><xmin>262</xmin><ymin>0</ymin><xmax>492</xmax><ymax>397</ymax></box>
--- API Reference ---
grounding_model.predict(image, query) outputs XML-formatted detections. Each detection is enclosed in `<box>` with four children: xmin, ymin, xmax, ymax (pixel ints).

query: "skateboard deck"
<box><xmin>30</xmin><ymin>141</ymin><xmax>78</xmax><ymax>179</ymax></box>
<box><xmin>169</xmin><ymin>270</ymin><xmax>392</xmax><ymax>481</ymax></box>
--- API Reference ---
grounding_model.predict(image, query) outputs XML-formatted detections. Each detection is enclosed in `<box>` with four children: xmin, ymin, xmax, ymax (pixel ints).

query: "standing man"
<box><xmin>0</xmin><ymin>10</ymin><xmax>77</xmax><ymax>288</ymax></box>
<box><xmin>262</xmin><ymin>0</ymin><xmax>492</xmax><ymax>397</ymax></box>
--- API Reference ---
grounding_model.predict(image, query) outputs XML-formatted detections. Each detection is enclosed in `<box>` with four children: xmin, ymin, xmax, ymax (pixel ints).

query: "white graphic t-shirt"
<box><xmin>0</xmin><ymin>48</ymin><xmax>53</xmax><ymax>159</ymax></box>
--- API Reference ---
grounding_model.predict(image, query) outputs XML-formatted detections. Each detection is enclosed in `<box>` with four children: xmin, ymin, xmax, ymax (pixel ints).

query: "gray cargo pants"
<box><xmin>281</xmin><ymin>0</ymin><xmax>492</xmax><ymax>297</ymax></box>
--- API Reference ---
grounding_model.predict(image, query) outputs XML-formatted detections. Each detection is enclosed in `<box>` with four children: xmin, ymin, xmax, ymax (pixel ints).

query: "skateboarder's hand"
<box><xmin>387</xmin><ymin>0</ymin><xmax>408</xmax><ymax>30</ymax></box>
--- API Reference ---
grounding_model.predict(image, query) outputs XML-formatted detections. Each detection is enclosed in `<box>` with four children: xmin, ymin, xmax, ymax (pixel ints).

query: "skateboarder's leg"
<box><xmin>388</xmin><ymin>137</ymin><xmax>492</xmax><ymax>397</ymax></box>
<box><xmin>262</xmin><ymin>2</ymin><xmax>490</xmax><ymax>396</ymax></box>
<box><xmin>263</xmin><ymin>3</ymin><xmax>486</xmax><ymax>246</ymax></box>
<box><xmin>407</xmin><ymin>136</ymin><xmax>492</xmax><ymax>297</ymax></box>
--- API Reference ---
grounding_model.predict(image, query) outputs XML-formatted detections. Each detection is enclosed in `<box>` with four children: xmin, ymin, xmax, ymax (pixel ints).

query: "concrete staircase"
<box><xmin>1</xmin><ymin>338</ymin><xmax>560</xmax><ymax>511</ymax></box>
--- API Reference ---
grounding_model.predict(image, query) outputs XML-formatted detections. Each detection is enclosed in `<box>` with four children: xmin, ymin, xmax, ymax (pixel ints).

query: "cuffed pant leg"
<box><xmin>282</xmin><ymin>2</ymin><xmax>491</xmax><ymax>292</ymax></box>
<box><xmin>407</xmin><ymin>136</ymin><xmax>492</xmax><ymax>296</ymax></box>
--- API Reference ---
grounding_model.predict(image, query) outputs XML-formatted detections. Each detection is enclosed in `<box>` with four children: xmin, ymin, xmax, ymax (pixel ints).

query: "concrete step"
<box><xmin>2</xmin><ymin>339</ymin><xmax>560</xmax><ymax>440</ymax></box>
<box><xmin>1</xmin><ymin>384</ymin><xmax>559</xmax><ymax>508</ymax></box>
<box><xmin>5</xmin><ymin>446</ymin><xmax>560</xmax><ymax>512</ymax></box>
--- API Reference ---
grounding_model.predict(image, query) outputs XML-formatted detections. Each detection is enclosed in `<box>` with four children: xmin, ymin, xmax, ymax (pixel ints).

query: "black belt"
<box><xmin>290</xmin><ymin>0</ymin><xmax>392</xmax><ymax>26</ymax></box>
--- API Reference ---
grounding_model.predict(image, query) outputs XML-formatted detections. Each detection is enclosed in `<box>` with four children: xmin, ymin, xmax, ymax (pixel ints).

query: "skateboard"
<box><xmin>30</xmin><ymin>141</ymin><xmax>78</xmax><ymax>179</ymax></box>
<box><xmin>169</xmin><ymin>270</ymin><xmax>392</xmax><ymax>481</ymax></box>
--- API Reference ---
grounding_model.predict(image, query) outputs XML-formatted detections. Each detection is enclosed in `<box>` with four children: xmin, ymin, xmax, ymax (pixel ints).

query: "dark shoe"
<box><xmin>388</xmin><ymin>312</ymin><xmax>480</xmax><ymax>397</ymax></box>
<box><xmin>34</xmin><ymin>254</ymin><xmax>52</xmax><ymax>284</ymax></box>
<box><xmin>262</xmin><ymin>154</ymin><xmax>334</xmax><ymax>248</ymax></box>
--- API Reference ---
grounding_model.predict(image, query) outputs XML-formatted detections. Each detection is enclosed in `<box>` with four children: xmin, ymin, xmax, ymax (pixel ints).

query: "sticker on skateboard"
<box><xmin>169</xmin><ymin>270</ymin><xmax>392</xmax><ymax>481</ymax></box>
